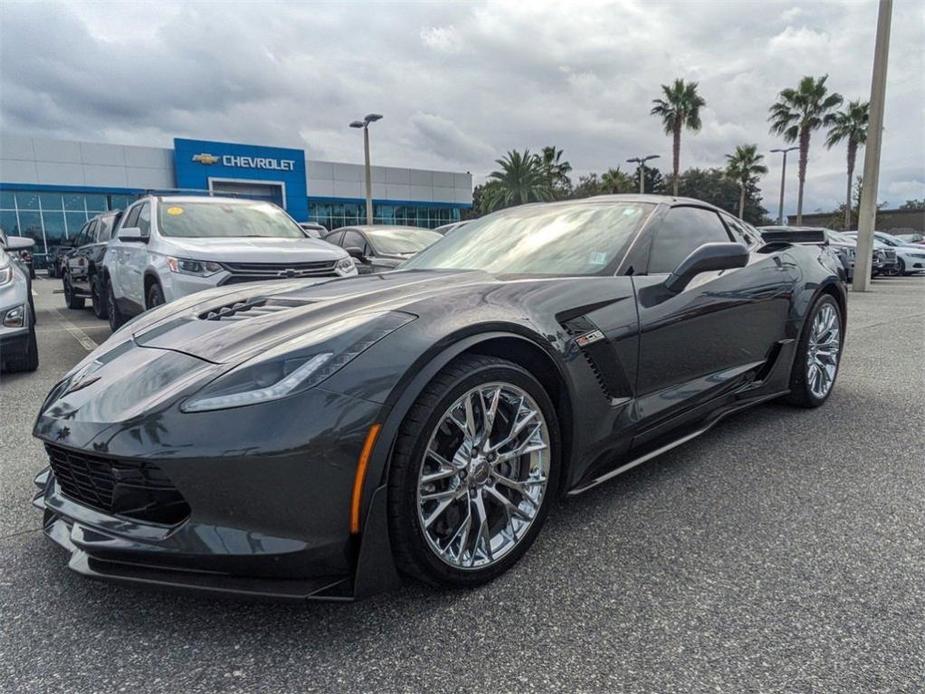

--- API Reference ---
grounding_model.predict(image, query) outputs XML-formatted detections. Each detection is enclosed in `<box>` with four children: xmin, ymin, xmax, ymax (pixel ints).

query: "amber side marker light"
<box><xmin>350</xmin><ymin>423</ymin><xmax>382</xmax><ymax>534</ymax></box>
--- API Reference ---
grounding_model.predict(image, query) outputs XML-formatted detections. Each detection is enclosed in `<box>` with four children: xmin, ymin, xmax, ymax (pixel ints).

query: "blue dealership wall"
<box><xmin>173</xmin><ymin>138</ymin><xmax>309</xmax><ymax>221</ymax></box>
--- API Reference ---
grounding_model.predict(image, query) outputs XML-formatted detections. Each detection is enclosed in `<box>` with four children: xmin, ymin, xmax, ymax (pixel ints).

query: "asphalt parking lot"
<box><xmin>1</xmin><ymin>275</ymin><xmax>923</xmax><ymax>693</ymax></box>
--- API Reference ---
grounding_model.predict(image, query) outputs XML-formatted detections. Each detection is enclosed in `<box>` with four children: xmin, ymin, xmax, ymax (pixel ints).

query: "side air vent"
<box><xmin>561</xmin><ymin>316</ymin><xmax>630</xmax><ymax>400</ymax></box>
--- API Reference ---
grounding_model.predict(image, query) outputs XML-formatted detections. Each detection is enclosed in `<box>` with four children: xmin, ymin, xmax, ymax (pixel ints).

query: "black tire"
<box><xmin>387</xmin><ymin>354</ymin><xmax>560</xmax><ymax>588</ymax></box>
<box><xmin>91</xmin><ymin>275</ymin><xmax>108</xmax><ymax>320</ymax></box>
<box><xmin>784</xmin><ymin>294</ymin><xmax>843</xmax><ymax>408</ymax></box>
<box><xmin>29</xmin><ymin>266</ymin><xmax>35</xmax><ymax>280</ymax></box>
<box><xmin>63</xmin><ymin>275</ymin><xmax>85</xmax><ymax>310</ymax></box>
<box><xmin>107</xmin><ymin>281</ymin><xmax>126</xmax><ymax>332</ymax></box>
<box><xmin>896</xmin><ymin>258</ymin><xmax>907</xmax><ymax>276</ymax></box>
<box><xmin>146</xmin><ymin>282</ymin><xmax>165</xmax><ymax>309</ymax></box>
<box><xmin>4</xmin><ymin>324</ymin><xmax>38</xmax><ymax>373</ymax></box>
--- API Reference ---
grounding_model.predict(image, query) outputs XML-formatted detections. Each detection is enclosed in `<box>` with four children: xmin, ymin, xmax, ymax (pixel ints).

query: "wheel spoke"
<box><xmin>422</xmin><ymin>488</ymin><xmax>464</xmax><ymax>529</ymax></box>
<box><xmin>484</xmin><ymin>484</ymin><xmax>531</xmax><ymax>523</ymax></box>
<box><xmin>472</xmin><ymin>491</ymin><xmax>493</xmax><ymax>564</ymax></box>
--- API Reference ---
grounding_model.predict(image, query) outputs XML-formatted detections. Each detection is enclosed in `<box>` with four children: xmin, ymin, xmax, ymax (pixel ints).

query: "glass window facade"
<box><xmin>0</xmin><ymin>189</ymin><xmax>141</xmax><ymax>267</ymax></box>
<box><xmin>308</xmin><ymin>201</ymin><xmax>462</xmax><ymax>230</ymax></box>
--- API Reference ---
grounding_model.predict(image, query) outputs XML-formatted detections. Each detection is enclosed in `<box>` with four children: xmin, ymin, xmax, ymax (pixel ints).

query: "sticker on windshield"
<box><xmin>166</xmin><ymin>206</ymin><xmax>184</xmax><ymax>216</ymax></box>
<box><xmin>589</xmin><ymin>251</ymin><xmax>607</xmax><ymax>265</ymax></box>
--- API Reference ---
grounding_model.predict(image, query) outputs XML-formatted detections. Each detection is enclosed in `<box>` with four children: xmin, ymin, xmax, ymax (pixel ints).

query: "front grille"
<box><xmin>222</xmin><ymin>260</ymin><xmax>338</xmax><ymax>277</ymax></box>
<box><xmin>45</xmin><ymin>444</ymin><xmax>190</xmax><ymax>525</ymax></box>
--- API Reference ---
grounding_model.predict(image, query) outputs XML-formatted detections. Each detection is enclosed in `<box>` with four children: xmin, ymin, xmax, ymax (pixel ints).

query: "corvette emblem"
<box><xmin>192</xmin><ymin>153</ymin><xmax>220</xmax><ymax>165</ymax></box>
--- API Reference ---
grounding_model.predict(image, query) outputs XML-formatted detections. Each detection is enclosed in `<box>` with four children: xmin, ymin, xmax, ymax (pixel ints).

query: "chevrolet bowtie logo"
<box><xmin>192</xmin><ymin>153</ymin><xmax>220</xmax><ymax>165</ymax></box>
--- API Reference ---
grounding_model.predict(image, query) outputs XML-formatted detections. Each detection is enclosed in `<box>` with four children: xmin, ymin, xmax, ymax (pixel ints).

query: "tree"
<box><xmin>571</xmin><ymin>173</ymin><xmax>604</xmax><ymax>199</ymax></box>
<box><xmin>825</xmin><ymin>100</ymin><xmax>869</xmax><ymax>229</ymax></box>
<box><xmin>768</xmin><ymin>75</ymin><xmax>843</xmax><ymax>225</ymax></box>
<box><xmin>600</xmin><ymin>167</ymin><xmax>635</xmax><ymax>194</ymax></box>
<box><xmin>899</xmin><ymin>199</ymin><xmax>925</xmax><ymax>210</ymax></box>
<box><xmin>540</xmin><ymin>146</ymin><xmax>573</xmax><ymax>198</ymax></box>
<box><xmin>676</xmin><ymin>167</ymin><xmax>769</xmax><ymax>225</ymax></box>
<box><xmin>482</xmin><ymin>150</ymin><xmax>553</xmax><ymax>212</ymax></box>
<box><xmin>651</xmin><ymin>78</ymin><xmax>706</xmax><ymax>196</ymax></box>
<box><xmin>632</xmin><ymin>164</ymin><xmax>666</xmax><ymax>194</ymax></box>
<box><xmin>724</xmin><ymin>144</ymin><xmax>768</xmax><ymax>219</ymax></box>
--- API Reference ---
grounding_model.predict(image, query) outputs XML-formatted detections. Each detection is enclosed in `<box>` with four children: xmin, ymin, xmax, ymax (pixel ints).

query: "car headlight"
<box><xmin>335</xmin><ymin>255</ymin><xmax>356</xmax><ymax>276</ymax></box>
<box><xmin>0</xmin><ymin>265</ymin><xmax>11</xmax><ymax>286</ymax></box>
<box><xmin>3</xmin><ymin>305</ymin><xmax>24</xmax><ymax>327</ymax></box>
<box><xmin>167</xmin><ymin>257</ymin><xmax>223</xmax><ymax>277</ymax></box>
<box><xmin>180</xmin><ymin>310</ymin><xmax>414</xmax><ymax>412</ymax></box>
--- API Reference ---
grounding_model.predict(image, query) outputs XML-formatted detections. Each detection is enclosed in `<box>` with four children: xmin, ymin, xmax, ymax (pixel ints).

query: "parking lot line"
<box><xmin>52</xmin><ymin>309</ymin><xmax>99</xmax><ymax>352</ymax></box>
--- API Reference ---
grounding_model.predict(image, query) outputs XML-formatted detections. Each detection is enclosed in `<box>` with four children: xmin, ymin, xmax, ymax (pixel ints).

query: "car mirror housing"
<box><xmin>118</xmin><ymin>226</ymin><xmax>149</xmax><ymax>243</ymax></box>
<box><xmin>5</xmin><ymin>236</ymin><xmax>35</xmax><ymax>252</ymax></box>
<box><xmin>664</xmin><ymin>242</ymin><xmax>749</xmax><ymax>293</ymax></box>
<box><xmin>344</xmin><ymin>246</ymin><xmax>368</xmax><ymax>262</ymax></box>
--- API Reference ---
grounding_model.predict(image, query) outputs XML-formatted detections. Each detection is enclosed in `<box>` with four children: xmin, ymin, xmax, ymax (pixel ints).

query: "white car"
<box><xmin>102</xmin><ymin>195</ymin><xmax>357</xmax><ymax>331</ymax></box>
<box><xmin>0</xmin><ymin>239</ymin><xmax>38</xmax><ymax>372</ymax></box>
<box><xmin>843</xmin><ymin>231</ymin><xmax>925</xmax><ymax>275</ymax></box>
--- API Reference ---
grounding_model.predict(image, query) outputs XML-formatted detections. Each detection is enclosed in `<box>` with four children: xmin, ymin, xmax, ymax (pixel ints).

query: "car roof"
<box><xmin>148</xmin><ymin>195</ymin><xmax>266</xmax><ymax>205</ymax></box>
<box><xmin>331</xmin><ymin>225</ymin><xmax>434</xmax><ymax>233</ymax></box>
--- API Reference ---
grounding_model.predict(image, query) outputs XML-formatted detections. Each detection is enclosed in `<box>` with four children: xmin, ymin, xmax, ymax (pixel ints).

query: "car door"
<box><xmin>630</xmin><ymin>205</ymin><xmax>793</xmax><ymax>441</ymax></box>
<box><xmin>67</xmin><ymin>221</ymin><xmax>95</xmax><ymax>295</ymax></box>
<box><xmin>111</xmin><ymin>203</ymin><xmax>144</xmax><ymax>310</ymax></box>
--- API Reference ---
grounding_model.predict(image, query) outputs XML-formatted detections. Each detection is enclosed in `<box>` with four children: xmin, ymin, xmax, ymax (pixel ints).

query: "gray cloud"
<box><xmin>1</xmin><ymin>0</ymin><xmax>922</xmax><ymax>213</ymax></box>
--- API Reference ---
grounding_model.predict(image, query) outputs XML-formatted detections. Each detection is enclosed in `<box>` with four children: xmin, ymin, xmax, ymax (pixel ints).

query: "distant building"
<box><xmin>799</xmin><ymin>207</ymin><xmax>925</xmax><ymax>233</ymax></box>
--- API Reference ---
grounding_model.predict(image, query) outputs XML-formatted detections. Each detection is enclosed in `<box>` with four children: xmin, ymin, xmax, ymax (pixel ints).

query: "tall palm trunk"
<box><xmin>844</xmin><ymin>140</ymin><xmax>857</xmax><ymax>229</ymax></box>
<box><xmin>796</xmin><ymin>128</ymin><xmax>811</xmax><ymax>225</ymax></box>
<box><xmin>672</xmin><ymin>124</ymin><xmax>681</xmax><ymax>196</ymax></box>
<box><xmin>738</xmin><ymin>184</ymin><xmax>746</xmax><ymax>219</ymax></box>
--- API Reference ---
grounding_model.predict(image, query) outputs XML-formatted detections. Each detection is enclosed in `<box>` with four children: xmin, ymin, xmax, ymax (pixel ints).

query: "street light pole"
<box><xmin>853</xmin><ymin>0</ymin><xmax>892</xmax><ymax>292</ymax></box>
<box><xmin>770</xmin><ymin>146</ymin><xmax>798</xmax><ymax>225</ymax></box>
<box><xmin>626</xmin><ymin>155</ymin><xmax>660</xmax><ymax>194</ymax></box>
<box><xmin>349</xmin><ymin>113</ymin><xmax>383</xmax><ymax>225</ymax></box>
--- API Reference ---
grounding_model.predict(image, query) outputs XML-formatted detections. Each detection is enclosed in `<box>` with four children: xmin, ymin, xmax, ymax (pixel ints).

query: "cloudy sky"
<box><xmin>1</xmin><ymin>0</ymin><xmax>923</xmax><ymax>214</ymax></box>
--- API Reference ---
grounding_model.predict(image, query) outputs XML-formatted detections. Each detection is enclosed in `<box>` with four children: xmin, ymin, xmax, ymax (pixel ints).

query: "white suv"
<box><xmin>102</xmin><ymin>195</ymin><xmax>356</xmax><ymax>331</ymax></box>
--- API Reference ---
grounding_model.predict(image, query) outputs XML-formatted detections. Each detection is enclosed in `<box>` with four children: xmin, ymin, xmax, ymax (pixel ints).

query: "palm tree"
<box><xmin>825</xmin><ymin>100</ymin><xmax>870</xmax><ymax>229</ymax></box>
<box><xmin>650</xmin><ymin>79</ymin><xmax>706</xmax><ymax>196</ymax></box>
<box><xmin>724</xmin><ymin>145</ymin><xmax>768</xmax><ymax>219</ymax></box>
<box><xmin>768</xmin><ymin>75</ymin><xmax>843</xmax><ymax>224</ymax></box>
<box><xmin>483</xmin><ymin>150</ymin><xmax>552</xmax><ymax>211</ymax></box>
<box><xmin>600</xmin><ymin>167</ymin><xmax>635</xmax><ymax>194</ymax></box>
<box><xmin>540</xmin><ymin>146</ymin><xmax>572</xmax><ymax>196</ymax></box>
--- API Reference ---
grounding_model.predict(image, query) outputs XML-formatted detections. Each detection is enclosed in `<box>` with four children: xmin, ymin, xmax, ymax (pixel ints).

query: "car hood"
<box><xmin>129</xmin><ymin>269</ymin><xmax>493</xmax><ymax>365</ymax></box>
<box><xmin>161</xmin><ymin>236</ymin><xmax>344</xmax><ymax>262</ymax></box>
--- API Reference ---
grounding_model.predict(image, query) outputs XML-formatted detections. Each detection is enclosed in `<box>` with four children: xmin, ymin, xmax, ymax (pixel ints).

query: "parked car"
<box><xmin>33</xmin><ymin>195</ymin><xmax>847</xmax><ymax>599</ymax></box>
<box><xmin>323</xmin><ymin>225</ymin><xmax>441</xmax><ymax>273</ymax></box>
<box><xmin>895</xmin><ymin>232</ymin><xmax>924</xmax><ymax>244</ymax></box>
<box><xmin>298</xmin><ymin>222</ymin><xmax>328</xmax><ymax>239</ymax></box>
<box><xmin>101</xmin><ymin>195</ymin><xmax>357</xmax><ymax>332</ymax></box>
<box><xmin>46</xmin><ymin>244</ymin><xmax>74</xmax><ymax>279</ymax></box>
<box><xmin>842</xmin><ymin>232</ymin><xmax>906</xmax><ymax>275</ymax></box>
<box><xmin>434</xmin><ymin>220</ymin><xmax>471</xmax><ymax>236</ymax></box>
<box><xmin>1</xmin><ymin>228</ymin><xmax>36</xmax><ymax>279</ymax></box>
<box><xmin>62</xmin><ymin>209</ymin><xmax>122</xmax><ymax>318</ymax></box>
<box><xmin>760</xmin><ymin>226</ymin><xmax>856</xmax><ymax>281</ymax></box>
<box><xmin>861</xmin><ymin>231</ymin><xmax>925</xmax><ymax>275</ymax></box>
<box><xmin>0</xmin><ymin>243</ymin><xmax>38</xmax><ymax>372</ymax></box>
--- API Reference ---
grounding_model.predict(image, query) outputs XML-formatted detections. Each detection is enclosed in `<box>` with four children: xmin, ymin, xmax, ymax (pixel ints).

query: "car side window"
<box><xmin>325</xmin><ymin>231</ymin><xmax>345</xmax><ymax>246</ymax></box>
<box><xmin>122</xmin><ymin>205</ymin><xmax>141</xmax><ymax>231</ymax></box>
<box><xmin>721</xmin><ymin>213</ymin><xmax>757</xmax><ymax>248</ymax></box>
<box><xmin>647</xmin><ymin>207</ymin><xmax>733</xmax><ymax>274</ymax></box>
<box><xmin>136</xmin><ymin>203</ymin><xmax>151</xmax><ymax>235</ymax></box>
<box><xmin>84</xmin><ymin>221</ymin><xmax>98</xmax><ymax>246</ymax></box>
<box><xmin>342</xmin><ymin>230</ymin><xmax>367</xmax><ymax>253</ymax></box>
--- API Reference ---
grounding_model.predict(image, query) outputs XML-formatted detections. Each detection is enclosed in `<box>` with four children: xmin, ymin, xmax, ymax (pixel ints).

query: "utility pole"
<box><xmin>853</xmin><ymin>0</ymin><xmax>892</xmax><ymax>291</ymax></box>
<box><xmin>626</xmin><ymin>155</ymin><xmax>660</xmax><ymax>194</ymax></box>
<box><xmin>349</xmin><ymin>113</ymin><xmax>383</xmax><ymax>225</ymax></box>
<box><xmin>770</xmin><ymin>146</ymin><xmax>798</xmax><ymax>224</ymax></box>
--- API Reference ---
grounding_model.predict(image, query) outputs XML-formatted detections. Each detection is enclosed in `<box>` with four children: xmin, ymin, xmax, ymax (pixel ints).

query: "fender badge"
<box><xmin>575</xmin><ymin>330</ymin><xmax>605</xmax><ymax>347</ymax></box>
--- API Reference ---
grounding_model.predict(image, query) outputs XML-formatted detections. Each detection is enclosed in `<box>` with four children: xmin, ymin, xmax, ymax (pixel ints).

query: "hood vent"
<box><xmin>198</xmin><ymin>298</ymin><xmax>309</xmax><ymax>321</ymax></box>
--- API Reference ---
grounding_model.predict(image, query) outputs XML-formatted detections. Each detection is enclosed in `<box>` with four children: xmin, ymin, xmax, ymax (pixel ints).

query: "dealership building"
<box><xmin>0</xmin><ymin>135</ymin><xmax>473</xmax><ymax>264</ymax></box>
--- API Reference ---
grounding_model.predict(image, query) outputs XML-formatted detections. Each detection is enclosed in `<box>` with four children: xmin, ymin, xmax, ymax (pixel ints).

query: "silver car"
<box><xmin>0</xmin><ymin>237</ymin><xmax>38</xmax><ymax>372</ymax></box>
<box><xmin>102</xmin><ymin>195</ymin><xmax>357</xmax><ymax>332</ymax></box>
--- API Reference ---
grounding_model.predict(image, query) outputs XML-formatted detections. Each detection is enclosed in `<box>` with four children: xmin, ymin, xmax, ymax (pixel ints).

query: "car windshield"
<box><xmin>368</xmin><ymin>229</ymin><xmax>441</xmax><ymax>255</ymax></box>
<box><xmin>402</xmin><ymin>201</ymin><xmax>655</xmax><ymax>275</ymax></box>
<box><xmin>157</xmin><ymin>201</ymin><xmax>304</xmax><ymax>238</ymax></box>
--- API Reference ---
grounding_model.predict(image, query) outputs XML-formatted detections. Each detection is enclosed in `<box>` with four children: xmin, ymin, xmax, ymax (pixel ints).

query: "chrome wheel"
<box><xmin>806</xmin><ymin>303</ymin><xmax>840</xmax><ymax>399</ymax></box>
<box><xmin>416</xmin><ymin>382</ymin><xmax>550</xmax><ymax>570</ymax></box>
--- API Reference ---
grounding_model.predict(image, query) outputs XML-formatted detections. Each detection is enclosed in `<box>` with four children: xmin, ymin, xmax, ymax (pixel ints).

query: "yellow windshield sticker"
<box><xmin>166</xmin><ymin>206</ymin><xmax>184</xmax><ymax>216</ymax></box>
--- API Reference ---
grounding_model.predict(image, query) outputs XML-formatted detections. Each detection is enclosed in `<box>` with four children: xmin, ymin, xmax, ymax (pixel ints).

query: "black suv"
<box><xmin>63</xmin><ymin>209</ymin><xmax>122</xmax><ymax>318</ymax></box>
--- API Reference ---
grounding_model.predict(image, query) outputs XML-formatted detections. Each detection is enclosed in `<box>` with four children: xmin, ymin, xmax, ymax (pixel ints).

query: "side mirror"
<box><xmin>5</xmin><ymin>236</ymin><xmax>35</xmax><ymax>251</ymax></box>
<box><xmin>118</xmin><ymin>226</ymin><xmax>149</xmax><ymax>243</ymax></box>
<box><xmin>345</xmin><ymin>246</ymin><xmax>368</xmax><ymax>263</ymax></box>
<box><xmin>664</xmin><ymin>242</ymin><xmax>749</xmax><ymax>293</ymax></box>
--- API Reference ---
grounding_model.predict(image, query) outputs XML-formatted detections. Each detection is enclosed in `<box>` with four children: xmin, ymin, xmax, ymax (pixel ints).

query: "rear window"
<box><xmin>157</xmin><ymin>201</ymin><xmax>304</xmax><ymax>239</ymax></box>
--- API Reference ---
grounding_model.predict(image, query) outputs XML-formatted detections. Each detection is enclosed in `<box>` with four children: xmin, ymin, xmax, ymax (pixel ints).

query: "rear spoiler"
<box><xmin>759</xmin><ymin>229</ymin><xmax>826</xmax><ymax>245</ymax></box>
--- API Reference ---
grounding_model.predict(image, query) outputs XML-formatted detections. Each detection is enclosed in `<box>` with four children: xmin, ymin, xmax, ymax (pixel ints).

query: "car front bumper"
<box><xmin>32</xmin><ymin>367</ymin><xmax>390</xmax><ymax>600</ymax></box>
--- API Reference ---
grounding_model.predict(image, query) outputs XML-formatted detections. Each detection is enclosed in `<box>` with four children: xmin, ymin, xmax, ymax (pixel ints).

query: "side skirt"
<box><xmin>566</xmin><ymin>389</ymin><xmax>789</xmax><ymax>496</ymax></box>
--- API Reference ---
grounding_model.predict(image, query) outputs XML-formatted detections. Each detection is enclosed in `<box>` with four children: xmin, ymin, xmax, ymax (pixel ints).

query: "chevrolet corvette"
<box><xmin>32</xmin><ymin>195</ymin><xmax>846</xmax><ymax>600</ymax></box>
